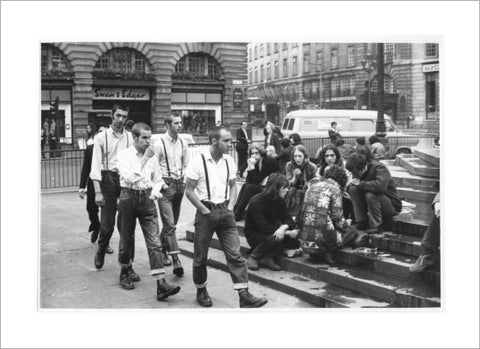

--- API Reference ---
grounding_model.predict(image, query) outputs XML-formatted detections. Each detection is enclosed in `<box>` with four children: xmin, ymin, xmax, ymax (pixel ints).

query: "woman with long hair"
<box><xmin>264</xmin><ymin>121</ymin><xmax>281</xmax><ymax>154</ymax></box>
<box><xmin>244</xmin><ymin>173</ymin><xmax>300</xmax><ymax>271</ymax></box>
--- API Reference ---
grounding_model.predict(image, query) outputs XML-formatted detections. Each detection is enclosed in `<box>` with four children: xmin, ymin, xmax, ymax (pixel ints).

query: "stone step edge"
<box><xmin>396</xmin><ymin>156</ymin><xmax>440</xmax><ymax>179</ymax></box>
<box><xmin>177</xmin><ymin>240</ymin><xmax>390</xmax><ymax>308</ymax></box>
<box><xmin>184</xmin><ymin>230</ymin><xmax>440</xmax><ymax>307</ymax></box>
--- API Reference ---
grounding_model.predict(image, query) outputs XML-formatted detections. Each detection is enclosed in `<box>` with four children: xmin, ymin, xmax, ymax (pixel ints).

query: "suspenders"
<box><xmin>104</xmin><ymin>130</ymin><xmax>129</xmax><ymax>172</ymax></box>
<box><xmin>161</xmin><ymin>137</ymin><xmax>184</xmax><ymax>178</ymax></box>
<box><xmin>201</xmin><ymin>153</ymin><xmax>229</xmax><ymax>202</ymax></box>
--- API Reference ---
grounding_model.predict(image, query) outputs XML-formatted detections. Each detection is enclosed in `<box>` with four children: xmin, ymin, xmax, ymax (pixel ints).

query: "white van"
<box><xmin>281</xmin><ymin>109</ymin><xmax>418</xmax><ymax>158</ymax></box>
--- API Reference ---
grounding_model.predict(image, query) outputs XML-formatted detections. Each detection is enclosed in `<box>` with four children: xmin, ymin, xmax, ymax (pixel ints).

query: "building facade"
<box><xmin>246</xmin><ymin>42</ymin><xmax>440</xmax><ymax>131</ymax></box>
<box><xmin>41</xmin><ymin>42</ymin><xmax>248</xmax><ymax>147</ymax></box>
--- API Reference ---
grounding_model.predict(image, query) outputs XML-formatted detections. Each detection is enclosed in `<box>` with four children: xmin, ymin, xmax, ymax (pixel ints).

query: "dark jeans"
<box><xmin>86</xmin><ymin>179</ymin><xmax>100</xmax><ymax>232</ymax></box>
<box><xmin>98</xmin><ymin>171</ymin><xmax>122</xmax><ymax>252</ymax></box>
<box><xmin>193</xmin><ymin>204</ymin><xmax>248</xmax><ymax>290</ymax></box>
<box><xmin>348</xmin><ymin>185</ymin><xmax>399</xmax><ymax>228</ymax></box>
<box><xmin>421</xmin><ymin>215</ymin><xmax>440</xmax><ymax>255</ymax></box>
<box><xmin>117</xmin><ymin>188</ymin><xmax>165</xmax><ymax>275</ymax></box>
<box><xmin>158</xmin><ymin>178</ymin><xmax>185</xmax><ymax>255</ymax></box>
<box><xmin>237</xmin><ymin>150</ymin><xmax>248</xmax><ymax>176</ymax></box>
<box><xmin>234</xmin><ymin>183</ymin><xmax>263</xmax><ymax>221</ymax></box>
<box><xmin>249</xmin><ymin>234</ymin><xmax>300</xmax><ymax>259</ymax></box>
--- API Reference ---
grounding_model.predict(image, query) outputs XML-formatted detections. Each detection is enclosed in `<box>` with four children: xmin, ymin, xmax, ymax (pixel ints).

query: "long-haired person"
<box><xmin>264</xmin><ymin>121</ymin><xmax>281</xmax><ymax>154</ymax></box>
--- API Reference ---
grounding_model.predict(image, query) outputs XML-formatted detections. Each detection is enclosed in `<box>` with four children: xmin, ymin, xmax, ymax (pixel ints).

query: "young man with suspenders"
<box><xmin>185</xmin><ymin>126</ymin><xmax>268</xmax><ymax>308</ymax></box>
<box><xmin>155</xmin><ymin>112</ymin><xmax>189</xmax><ymax>276</ymax></box>
<box><xmin>90</xmin><ymin>104</ymin><xmax>134</xmax><ymax>273</ymax></box>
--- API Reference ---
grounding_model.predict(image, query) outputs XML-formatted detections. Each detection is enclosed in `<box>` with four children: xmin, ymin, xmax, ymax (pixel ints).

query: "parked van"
<box><xmin>280</xmin><ymin>109</ymin><xmax>418</xmax><ymax>159</ymax></box>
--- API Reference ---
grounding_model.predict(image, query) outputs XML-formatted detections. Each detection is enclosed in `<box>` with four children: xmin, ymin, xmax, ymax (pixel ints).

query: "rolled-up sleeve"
<box><xmin>151</xmin><ymin>160</ymin><xmax>165</xmax><ymax>196</ymax></box>
<box><xmin>89</xmin><ymin>134</ymin><xmax>103</xmax><ymax>181</ymax></box>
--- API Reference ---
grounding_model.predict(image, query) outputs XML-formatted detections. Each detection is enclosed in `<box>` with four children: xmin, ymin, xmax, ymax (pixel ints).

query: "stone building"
<box><xmin>41</xmin><ymin>42</ymin><xmax>248</xmax><ymax>147</ymax></box>
<box><xmin>246</xmin><ymin>42</ymin><xmax>440</xmax><ymax>131</ymax></box>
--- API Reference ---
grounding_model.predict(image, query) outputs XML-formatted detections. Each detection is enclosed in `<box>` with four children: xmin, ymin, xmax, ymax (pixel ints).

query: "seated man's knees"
<box><xmin>364</xmin><ymin>192</ymin><xmax>377</xmax><ymax>202</ymax></box>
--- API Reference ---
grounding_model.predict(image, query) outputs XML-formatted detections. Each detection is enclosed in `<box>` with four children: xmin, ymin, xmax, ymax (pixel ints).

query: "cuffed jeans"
<box><xmin>421</xmin><ymin>215</ymin><xmax>440</xmax><ymax>255</ymax></box>
<box><xmin>158</xmin><ymin>179</ymin><xmax>185</xmax><ymax>255</ymax></box>
<box><xmin>98</xmin><ymin>171</ymin><xmax>121</xmax><ymax>252</ymax></box>
<box><xmin>348</xmin><ymin>185</ymin><xmax>399</xmax><ymax>228</ymax></box>
<box><xmin>117</xmin><ymin>188</ymin><xmax>165</xmax><ymax>275</ymax></box>
<box><xmin>193</xmin><ymin>204</ymin><xmax>248</xmax><ymax>290</ymax></box>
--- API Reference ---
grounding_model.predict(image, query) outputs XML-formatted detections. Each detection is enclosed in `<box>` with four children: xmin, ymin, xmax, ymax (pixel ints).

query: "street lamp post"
<box><xmin>361</xmin><ymin>50</ymin><xmax>376</xmax><ymax>110</ymax></box>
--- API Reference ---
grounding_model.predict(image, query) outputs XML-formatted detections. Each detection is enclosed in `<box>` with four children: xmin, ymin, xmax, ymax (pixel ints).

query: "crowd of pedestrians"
<box><xmin>77</xmin><ymin>109</ymin><xmax>440</xmax><ymax>307</ymax></box>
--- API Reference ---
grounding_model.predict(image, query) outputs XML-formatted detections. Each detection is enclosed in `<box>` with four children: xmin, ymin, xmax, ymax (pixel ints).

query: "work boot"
<box><xmin>324</xmin><ymin>252</ymin><xmax>336</xmax><ymax>264</ymax></box>
<box><xmin>259</xmin><ymin>256</ymin><xmax>282</xmax><ymax>271</ymax></box>
<box><xmin>409</xmin><ymin>254</ymin><xmax>436</xmax><ymax>273</ymax></box>
<box><xmin>196</xmin><ymin>287</ymin><xmax>213</xmax><ymax>307</ymax></box>
<box><xmin>119</xmin><ymin>270</ymin><xmax>134</xmax><ymax>290</ymax></box>
<box><xmin>247</xmin><ymin>255</ymin><xmax>259</xmax><ymax>271</ymax></box>
<box><xmin>94</xmin><ymin>249</ymin><xmax>105</xmax><ymax>269</ymax></box>
<box><xmin>238</xmin><ymin>289</ymin><xmax>268</xmax><ymax>308</ymax></box>
<box><xmin>128</xmin><ymin>265</ymin><xmax>140</xmax><ymax>282</ymax></box>
<box><xmin>156</xmin><ymin>278</ymin><xmax>181</xmax><ymax>301</ymax></box>
<box><xmin>162</xmin><ymin>251</ymin><xmax>172</xmax><ymax>266</ymax></box>
<box><xmin>172</xmin><ymin>255</ymin><xmax>184</xmax><ymax>277</ymax></box>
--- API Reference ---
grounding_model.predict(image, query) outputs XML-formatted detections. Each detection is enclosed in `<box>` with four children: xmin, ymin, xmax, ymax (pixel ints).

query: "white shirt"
<box><xmin>90</xmin><ymin>128</ymin><xmax>133</xmax><ymax>181</ymax></box>
<box><xmin>185</xmin><ymin>149</ymin><xmax>237</xmax><ymax>204</ymax></box>
<box><xmin>242</xmin><ymin>128</ymin><xmax>249</xmax><ymax>141</ymax></box>
<box><xmin>154</xmin><ymin>133</ymin><xmax>189</xmax><ymax>179</ymax></box>
<box><xmin>117</xmin><ymin>146</ymin><xmax>165</xmax><ymax>196</ymax></box>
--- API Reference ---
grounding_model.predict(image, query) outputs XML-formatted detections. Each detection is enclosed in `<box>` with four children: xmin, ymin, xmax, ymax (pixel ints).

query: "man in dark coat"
<box><xmin>346</xmin><ymin>153</ymin><xmax>402</xmax><ymax>234</ymax></box>
<box><xmin>235</xmin><ymin>121</ymin><xmax>249</xmax><ymax>178</ymax></box>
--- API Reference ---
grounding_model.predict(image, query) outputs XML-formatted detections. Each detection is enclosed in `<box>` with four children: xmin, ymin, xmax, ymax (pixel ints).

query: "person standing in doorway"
<box><xmin>155</xmin><ymin>112</ymin><xmax>189</xmax><ymax>276</ymax></box>
<box><xmin>235</xmin><ymin>121</ymin><xmax>249</xmax><ymax>179</ymax></box>
<box><xmin>185</xmin><ymin>126</ymin><xmax>268</xmax><ymax>308</ymax></box>
<box><xmin>90</xmin><ymin>104</ymin><xmax>134</xmax><ymax>270</ymax></box>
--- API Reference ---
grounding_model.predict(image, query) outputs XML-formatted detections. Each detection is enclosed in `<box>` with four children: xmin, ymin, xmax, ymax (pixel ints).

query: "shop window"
<box><xmin>173</xmin><ymin>53</ymin><xmax>222</xmax><ymax>80</ymax></box>
<box><xmin>347</xmin><ymin>46</ymin><xmax>356</xmax><ymax>66</ymax></box>
<box><xmin>331</xmin><ymin>48</ymin><xmax>338</xmax><ymax>69</ymax></box>
<box><xmin>304</xmin><ymin>55</ymin><xmax>310</xmax><ymax>73</ymax></box>
<box><xmin>426</xmin><ymin>74</ymin><xmax>437</xmax><ymax>113</ymax></box>
<box><xmin>426</xmin><ymin>43</ymin><xmax>438</xmax><ymax>57</ymax></box>
<box><xmin>41</xmin><ymin>44</ymin><xmax>72</xmax><ymax>76</ymax></box>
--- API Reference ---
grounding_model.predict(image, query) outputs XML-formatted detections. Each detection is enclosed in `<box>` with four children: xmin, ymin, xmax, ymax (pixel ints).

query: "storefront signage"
<box><xmin>233</xmin><ymin>88</ymin><xmax>243</xmax><ymax>110</ymax></box>
<box><xmin>232</xmin><ymin>79</ymin><xmax>243</xmax><ymax>85</ymax></box>
<box><xmin>92</xmin><ymin>88</ymin><xmax>150</xmax><ymax>100</ymax></box>
<box><xmin>423</xmin><ymin>64</ymin><xmax>439</xmax><ymax>73</ymax></box>
<box><xmin>330</xmin><ymin>96</ymin><xmax>357</xmax><ymax>102</ymax></box>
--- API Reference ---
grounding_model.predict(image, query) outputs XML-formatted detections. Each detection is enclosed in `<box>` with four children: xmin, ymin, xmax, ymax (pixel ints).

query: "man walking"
<box><xmin>90</xmin><ymin>104</ymin><xmax>133</xmax><ymax>269</ymax></box>
<box><xmin>235</xmin><ymin>121</ymin><xmax>249</xmax><ymax>178</ymax></box>
<box><xmin>116</xmin><ymin>123</ymin><xmax>181</xmax><ymax>300</ymax></box>
<box><xmin>185</xmin><ymin>126</ymin><xmax>268</xmax><ymax>308</ymax></box>
<box><xmin>154</xmin><ymin>112</ymin><xmax>189</xmax><ymax>276</ymax></box>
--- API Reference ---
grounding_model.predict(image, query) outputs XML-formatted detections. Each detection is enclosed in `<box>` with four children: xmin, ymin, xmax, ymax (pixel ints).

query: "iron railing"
<box><xmin>41</xmin><ymin>136</ymin><xmax>437</xmax><ymax>189</ymax></box>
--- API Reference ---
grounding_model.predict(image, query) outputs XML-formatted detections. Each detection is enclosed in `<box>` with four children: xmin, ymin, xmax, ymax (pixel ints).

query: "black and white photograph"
<box><xmin>1</xmin><ymin>1</ymin><xmax>479</xmax><ymax>348</ymax></box>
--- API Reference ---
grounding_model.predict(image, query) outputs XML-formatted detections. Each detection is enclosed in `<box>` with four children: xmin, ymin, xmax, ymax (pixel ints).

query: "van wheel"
<box><xmin>395</xmin><ymin>148</ymin><xmax>412</xmax><ymax>156</ymax></box>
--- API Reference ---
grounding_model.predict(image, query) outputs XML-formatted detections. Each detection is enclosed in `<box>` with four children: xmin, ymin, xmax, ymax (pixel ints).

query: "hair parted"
<box><xmin>112</xmin><ymin>104</ymin><xmax>129</xmax><ymax>115</ymax></box>
<box><xmin>131</xmin><ymin>122</ymin><xmax>151</xmax><ymax>137</ymax></box>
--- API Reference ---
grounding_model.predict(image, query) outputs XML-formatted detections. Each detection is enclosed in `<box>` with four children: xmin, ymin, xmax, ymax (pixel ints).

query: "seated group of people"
<box><xmin>233</xmin><ymin>135</ymin><xmax>409</xmax><ymax>271</ymax></box>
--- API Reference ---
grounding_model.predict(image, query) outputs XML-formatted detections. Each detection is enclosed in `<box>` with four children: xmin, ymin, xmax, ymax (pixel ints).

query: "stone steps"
<box><xmin>387</xmin><ymin>164</ymin><xmax>440</xmax><ymax>191</ymax></box>
<box><xmin>183</xmin><ymin>230</ymin><xmax>440</xmax><ymax>307</ymax></box>
<box><xmin>396</xmin><ymin>154</ymin><xmax>439</xmax><ymax>178</ymax></box>
<box><xmin>414</xmin><ymin>148</ymin><xmax>440</xmax><ymax>167</ymax></box>
<box><xmin>177</xmin><ymin>240</ymin><xmax>391</xmax><ymax>308</ymax></box>
<box><xmin>396</xmin><ymin>187</ymin><xmax>438</xmax><ymax>203</ymax></box>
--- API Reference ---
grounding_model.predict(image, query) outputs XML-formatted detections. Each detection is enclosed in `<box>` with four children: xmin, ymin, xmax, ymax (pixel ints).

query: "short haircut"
<box><xmin>249</xmin><ymin>144</ymin><xmax>266</xmax><ymax>157</ymax></box>
<box><xmin>291</xmin><ymin>144</ymin><xmax>308</xmax><ymax>162</ymax></box>
<box><xmin>112</xmin><ymin>104</ymin><xmax>129</xmax><ymax>114</ymax></box>
<box><xmin>124</xmin><ymin>120</ymin><xmax>135</xmax><ymax>130</ymax></box>
<box><xmin>264</xmin><ymin>173</ymin><xmax>289</xmax><ymax>199</ymax></box>
<box><xmin>324</xmin><ymin>164</ymin><xmax>348</xmax><ymax>188</ymax></box>
<box><xmin>208</xmin><ymin>126</ymin><xmax>230</xmax><ymax>144</ymax></box>
<box><xmin>131</xmin><ymin>122</ymin><xmax>151</xmax><ymax>137</ymax></box>
<box><xmin>369</xmin><ymin>135</ymin><xmax>380</xmax><ymax>144</ymax></box>
<box><xmin>356</xmin><ymin>137</ymin><xmax>366</xmax><ymax>146</ymax></box>
<box><xmin>331</xmin><ymin>121</ymin><xmax>337</xmax><ymax>127</ymax></box>
<box><xmin>280</xmin><ymin>137</ymin><xmax>291</xmax><ymax>148</ymax></box>
<box><xmin>345</xmin><ymin>153</ymin><xmax>368</xmax><ymax>176</ymax></box>
<box><xmin>165</xmin><ymin>112</ymin><xmax>181</xmax><ymax>126</ymax></box>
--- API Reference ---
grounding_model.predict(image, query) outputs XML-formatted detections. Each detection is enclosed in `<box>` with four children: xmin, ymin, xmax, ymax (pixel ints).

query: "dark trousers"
<box><xmin>234</xmin><ymin>183</ymin><xmax>263</xmax><ymax>221</ymax></box>
<box><xmin>193</xmin><ymin>204</ymin><xmax>248</xmax><ymax>290</ymax></box>
<box><xmin>348</xmin><ymin>185</ymin><xmax>398</xmax><ymax>228</ymax></box>
<box><xmin>86</xmin><ymin>179</ymin><xmax>100</xmax><ymax>232</ymax></box>
<box><xmin>158</xmin><ymin>179</ymin><xmax>185</xmax><ymax>254</ymax></box>
<box><xmin>249</xmin><ymin>235</ymin><xmax>300</xmax><ymax>259</ymax></box>
<box><xmin>421</xmin><ymin>215</ymin><xmax>440</xmax><ymax>255</ymax></box>
<box><xmin>117</xmin><ymin>189</ymin><xmax>165</xmax><ymax>275</ymax></box>
<box><xmin>237</xmin><ymin>150</ymin><xmax>248</xmax><ymax>176</ymax></box>
<box><xmin>97</xmin><ymin>171</ymin><xmax>121</xmax><ymax>252</ymax></box>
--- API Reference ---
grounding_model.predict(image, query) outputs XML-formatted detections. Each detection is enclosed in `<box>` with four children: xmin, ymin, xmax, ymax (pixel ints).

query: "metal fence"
<box><xmin>40</xmin><ymin>136</ymin><xmax>437</xmax><ymax>190</ymax></box>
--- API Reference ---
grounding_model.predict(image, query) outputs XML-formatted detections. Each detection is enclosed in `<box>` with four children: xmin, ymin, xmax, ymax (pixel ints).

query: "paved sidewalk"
<box><xmin>40</xmin><ymin>192</ymin><xmax>314</xmax><ymax>309</ymax></box>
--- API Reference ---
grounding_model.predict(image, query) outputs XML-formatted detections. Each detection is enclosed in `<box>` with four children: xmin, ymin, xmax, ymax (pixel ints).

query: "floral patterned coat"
<box><xmin>300</xmin><ymin>177</ymin><xmax>349</xmax><ymax>255</ymax></box>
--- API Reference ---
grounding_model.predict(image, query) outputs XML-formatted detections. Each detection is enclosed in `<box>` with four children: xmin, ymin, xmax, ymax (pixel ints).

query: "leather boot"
<box><xmin>94</xmin><ymin>249</ymin><xmax>105</xmax><ymax>269</ymax></box>
<box><xmin>119</xmin><ymin>269</ymin><xmax>134</xmax><ymax>290</ymax></box>
<box><xmin>156</xmin><ymin>278</ymin><xmax>181</xmax><ymax>301</ymax></box>
<box><xmin>238</xmin><ymin>289</ymin><xmax>268</xmax><ymax>308</ymax></box>
<box><xmin>247</xmin><ymin>255</ymin><xmax>259</xmax><ymax>270</ymax></box>
<box><xmin>196</xmin><ymin>287</ymin><xmax>213</xmax><ymax>307</ymax></box>
<box><xmin>172</xmin><ymin>254</ymin><xmax>184</xmax><ymax>277</ymax></box>
<box><xmin>162</xmin><ymin>251</ymin><xmax>172</xmax><ymax>266</ymax></box>
<box><xmin>259</xmin><ymin>256</ymin><xmax>282</xmax><ymax>271</ymax></box>
<box><xmin>128</xmin><ymin>265</ymin><xmax>140</xmax><ymax>282</ymax></box>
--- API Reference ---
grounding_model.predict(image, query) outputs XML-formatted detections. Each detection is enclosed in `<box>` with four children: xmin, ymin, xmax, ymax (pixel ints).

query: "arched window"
<box><xmin>173</xmin><ymin>53</ymin><xmax>222</xmax><ymax>80</ymax></box>
<box><xmin>41</xmin><ymin>44</ymin><xmax>72</xmax><ymax>76</ymax></box>
<box><xmin>94</xmin><ymin>48</ymin><xmax>153</xmax><ymax>80</ymax></box>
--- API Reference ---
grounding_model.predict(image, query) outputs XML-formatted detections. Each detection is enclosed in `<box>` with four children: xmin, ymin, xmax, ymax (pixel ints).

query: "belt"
<box><xmin>201</xmin><ymin>200</ymin><xmax>229</xmax><ymax>210</ymax></box>
<box><xmin>163</xmin><ymin>177</ymin><xmax>184</xmax><ymax>183</ymax></box>
<box><xmin>121</xmin><ymin>187</ymin><xmax>152</xmax><ymax>195</ymax></box>
<box><xmin>102</xmin><ymin>170</ymin><xmax>118</xmax><ymax>175</ymax></box>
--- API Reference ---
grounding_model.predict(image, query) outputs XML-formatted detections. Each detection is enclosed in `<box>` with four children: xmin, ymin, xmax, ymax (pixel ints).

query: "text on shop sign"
<box><xmin>93</xmin><ymin>88</ymin><xmax>150</xmax><ymax>100</ymax></box>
